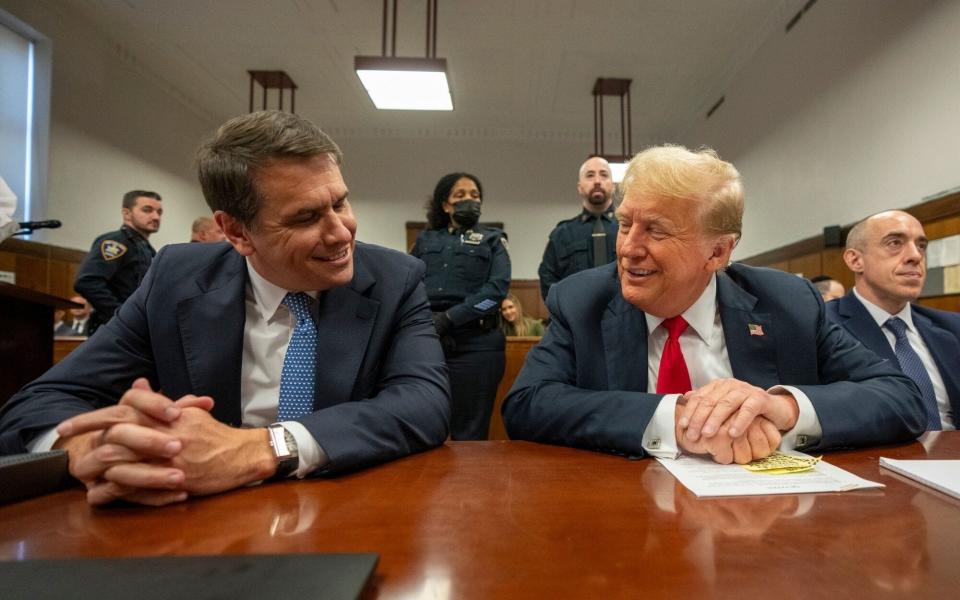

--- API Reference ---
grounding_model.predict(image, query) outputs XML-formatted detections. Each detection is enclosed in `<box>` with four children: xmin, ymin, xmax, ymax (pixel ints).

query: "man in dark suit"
<box><xmin>53</xmin><ymin>295</ymin><xmax>93</xmax><ymax>337</ymax></box>
<box><xmin>503</xmin><ymin>145</ymin><xmax>924</xmax><ymax>464</ymax></box>
<box><xmin>827</xmin><ymin>210</ymin><xmax>958</xmax><ymax>430</ymax></box>
<box><xmin>0</xmin><ymin>111</ymin><xmax>450</xmax><ymax>506</ymax></box>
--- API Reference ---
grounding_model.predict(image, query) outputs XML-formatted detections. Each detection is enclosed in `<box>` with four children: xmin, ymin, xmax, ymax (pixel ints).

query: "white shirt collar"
<box><xmin>645</xmin><ymin>275</ymin><xmax>718</xmax><ymax>345</ymax></box>
<box><xmin>853</xmin><ymin>287</ymin><xmax>914</xmax><ymax>331</ymax></box>
<box><xmin>244</xmin><ymin>259</ymin><xmax>317</xmax><ymax>322</ymax></box>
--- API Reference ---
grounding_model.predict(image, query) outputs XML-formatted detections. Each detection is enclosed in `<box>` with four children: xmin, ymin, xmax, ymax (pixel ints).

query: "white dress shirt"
<box><xmin>30</xmin><ymin>259</ymin><xmax>330</xmax><ymax>478</ymax></box>
<box><xmin>243</xmin><ymin>259</ymin><xmax>328</xmax><ymax>477</ymax></box>
<box><xmin>641</xmin><ymin>276</ymin><xmax>822</xmax><ymax>458</ymax></box>
<box><xmin>853</xmin><ymin>289</ymin><xmax>954</xmax><ymax>430</ymax></box>
<box><xmin>72</xmin><ymin>318</ymin><xmax>89</xmax><ymax>336</ymax></box>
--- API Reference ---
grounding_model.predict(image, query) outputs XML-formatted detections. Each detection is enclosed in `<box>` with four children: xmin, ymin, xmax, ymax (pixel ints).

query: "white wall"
<box><xmin>337</xmin><ymin>135</ymin><xmax>588</xmax><ymax>279</ymax></box>
<box><xmin>3</xmin><ymin>0</ymin><xmax>587</xmax><ymax>279</ymax></box>
<box><xmin>683</xmin><ymin>0</ymin><xmax>960</xmax><ymax>261</ymax></box>
<box><xmin>11</xmin><ymin>0</ymin><xmax>956</xmax><ymax>279</ymax></box>
<box><xmin>1</xmin><ymin>0</ymin><xmax>216</xmax><ymax>252</ymax></box>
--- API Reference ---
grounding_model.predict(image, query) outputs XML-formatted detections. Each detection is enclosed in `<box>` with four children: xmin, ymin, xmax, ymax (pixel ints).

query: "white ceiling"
<box><xmin>66</xmin><ymin>0</ymin><xmax>805</xmax><ymax>145</ymax></box>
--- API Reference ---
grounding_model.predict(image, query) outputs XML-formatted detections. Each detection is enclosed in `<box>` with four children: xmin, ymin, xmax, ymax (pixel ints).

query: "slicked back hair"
<box><xmin>195</xmin><ymin>110</ymin><xmax>342</xmax><ymax>227</ymax></box>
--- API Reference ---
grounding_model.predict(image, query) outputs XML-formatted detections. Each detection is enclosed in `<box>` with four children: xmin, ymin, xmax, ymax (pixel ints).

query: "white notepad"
<box><xmin>879</xmin><ymin>458</ymin><xmax>960</xmax><ymax>500</ymax></box>
<box><xmin>657</xmin><ymin>451</ymin><xmax>884</xmax><ymax>497</ymax></box>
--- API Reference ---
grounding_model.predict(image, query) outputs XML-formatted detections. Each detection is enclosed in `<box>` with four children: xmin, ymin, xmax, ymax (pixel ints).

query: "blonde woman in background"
<box><xmin>500</xmin><ymin>294</ymin><xmax>544</xmax><ymax>337</ymax></box>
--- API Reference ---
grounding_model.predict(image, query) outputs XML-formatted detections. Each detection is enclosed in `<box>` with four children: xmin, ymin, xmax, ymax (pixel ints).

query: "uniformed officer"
<box><xmin>411</xmin><ymin>172</ymin><xmax>511</xmax><ymax>440</ymax></box>
<box><xmin>538</xmin><ymin>156</ymin><xmax>618</xmax><ymax>301</ymax></box>
<box><xmin>74</xmin><ymin>190</ymin><xmax>162</xmax><ymax>334</ymax></box>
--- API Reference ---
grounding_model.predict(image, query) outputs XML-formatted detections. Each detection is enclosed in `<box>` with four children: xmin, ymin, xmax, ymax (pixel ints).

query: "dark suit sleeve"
<box><xmin>295</xmin><ymin>259</ymin><xmax>451</xmax><ymax>475</ymax></box>
<box><xmin>0</xmin><ymin>251</ymin><xmax>161</xmax><ymax>454</ymax></box>
<box><xmin>502</xmin><ymin>286</ymin><xmax>660</xmax><ymax>457</ymax></box>
<box><xmin>794</xmin><ymin>290</ymin><xmax>926</xmax><ymax>451</ymax></box>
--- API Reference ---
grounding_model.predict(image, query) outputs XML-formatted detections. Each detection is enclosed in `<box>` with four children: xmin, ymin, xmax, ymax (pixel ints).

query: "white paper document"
<box><xmin>879</xmin><ymin>458</ymin><xmax>960</xmax><ymax>500</ymax></box>
<box><xmin>657</xmin><ymin>452</ymin><xmax>884</xmax><ymax>497</ymax></box>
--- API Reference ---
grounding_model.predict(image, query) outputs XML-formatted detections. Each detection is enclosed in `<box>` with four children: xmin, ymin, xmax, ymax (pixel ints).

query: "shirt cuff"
<box><xmin>641</xmin><ymin>394</ymin><xmax>681</xmax><ymax>459</ymax></box>
<box><xmin>26</xmin><ymin>427</ymin><xmax>60</xmax><ymax>453</ymax></box>
<box><xmin>768</xmin><ymin>385</ymin><xmax>821</xmax><ymax>451</ymax></box>
<box><xmin>279</xmin><ymin>421</ymin><xmax>328</xmax><ymax>478</ymax></box>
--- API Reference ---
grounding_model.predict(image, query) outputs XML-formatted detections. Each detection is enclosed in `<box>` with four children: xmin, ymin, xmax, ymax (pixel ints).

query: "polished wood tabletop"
<box><xmin>2</xmin><ymin>435</ymin><xmax>960</xmax><ymax>598</ymax></box>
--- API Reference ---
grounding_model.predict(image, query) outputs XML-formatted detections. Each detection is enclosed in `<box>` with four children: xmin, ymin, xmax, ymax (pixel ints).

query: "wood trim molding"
<box><xmin>740</xmin><ymin>190</ymin><xmax>960</xmax><ymax>266</ymax></box>
<box><xmin>0</xmin><ymin>238</ymin><xmax>87</xmax><ymax>262</ymax></box>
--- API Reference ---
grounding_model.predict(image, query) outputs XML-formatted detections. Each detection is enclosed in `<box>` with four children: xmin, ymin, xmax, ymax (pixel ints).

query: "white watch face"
<box><xmin>269</xmin><ymin>425</ymin><xmax>293</xmax><ymax>459</ymax></box>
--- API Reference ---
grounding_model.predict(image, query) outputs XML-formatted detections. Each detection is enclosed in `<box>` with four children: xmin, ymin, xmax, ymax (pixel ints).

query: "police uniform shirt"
<box><xmin>538</xmin><ymin>208</ymin><xmax>618</xmax><ymax>301</ymax></box>
<box><xmin>74</xmin><ymin>224</ymin><xmax>157</xmax><ymax>322</ymax></box>
<box><xmin>410</xmin><ymin>225</ymin><xmax>511</xmax><ymax>328</ymax></box>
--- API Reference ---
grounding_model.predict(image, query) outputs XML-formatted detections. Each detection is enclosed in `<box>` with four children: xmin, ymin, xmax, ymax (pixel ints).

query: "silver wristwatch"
<box><xmin>267</xmin><ymin>424</ymin><xmax>299</xmax><ymax>479</ymax></box>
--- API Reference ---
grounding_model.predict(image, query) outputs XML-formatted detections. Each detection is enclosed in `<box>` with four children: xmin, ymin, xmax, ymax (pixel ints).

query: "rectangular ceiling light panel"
<box><xmin>354</xmin><ymin>57</ymin><xmax>452</xmax><ymax>111</ymax></box>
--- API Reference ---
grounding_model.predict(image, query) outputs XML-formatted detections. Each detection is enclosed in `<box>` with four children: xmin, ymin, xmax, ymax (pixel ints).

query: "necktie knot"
<box><xmin>662</xmin><ymin>316</ymin><xmax>689</xmax><ymax>340</ymax></box>
<box><xmin>884</xmin><ymin>316</ymin><xmax>908</xmax><ymax>339</ymax></box>
<box><xmin>283</xmin><ymin>292</ymin><xmax>314</xmax><ymax>324</ymax></box>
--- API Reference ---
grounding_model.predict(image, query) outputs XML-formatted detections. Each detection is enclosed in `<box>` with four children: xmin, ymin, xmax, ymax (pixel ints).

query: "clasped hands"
<box><xmin>674</xmin><ymin>378</ymin><xmax>800</xmax><ymax>465</ymax></box>
<box><xmin>54</xmin><ymin>378</ymin><xmax>275</xmax><ymax>507</ymax></box>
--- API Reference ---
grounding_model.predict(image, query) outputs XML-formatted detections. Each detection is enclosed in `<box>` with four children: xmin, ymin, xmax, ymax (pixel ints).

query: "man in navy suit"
<box><xmin>827</xmin><ymin>210</ymin><xmax>959</xmax><ymax>430</ymax></box>
<box><xmin>503</xmin><ymin>145</ymin><xmax>924</xmax><ymax>464</ymax></box>
<box><xmin>0</xmin><ymin>111</ymin><xmax>450</xmax><ymax>506</ymax></box>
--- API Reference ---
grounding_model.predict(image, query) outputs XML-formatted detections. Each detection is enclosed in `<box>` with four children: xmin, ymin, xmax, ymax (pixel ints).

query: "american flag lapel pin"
<box><xmin>748</xmin><ymin>323</ymin><xmax>764</xmax><ymax>336</ymax></box>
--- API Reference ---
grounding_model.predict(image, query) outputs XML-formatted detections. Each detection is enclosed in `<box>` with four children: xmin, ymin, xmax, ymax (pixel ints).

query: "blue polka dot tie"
<box><xmin>885</xmin><ymin>317</ymin><xmax>941</xmax><ymax>431</ymax></box>
<box><xmin>278</xmin><ymin>292</ymin><xmax>317</xmax><ymax>421</ymax></box>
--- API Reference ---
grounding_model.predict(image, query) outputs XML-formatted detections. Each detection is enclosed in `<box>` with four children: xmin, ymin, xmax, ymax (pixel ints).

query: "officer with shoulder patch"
<box><xmin>411</xmin><ymin>172</ymin><xmax>511</xmax><ymax>440</ymax></box>
<box><xmin>538</xmin><ymin>156</ymin><xmax>618</xmax><ymax>302</ymax></box>
<box><xmin>75</xmin><ymin>190</ymin><xmax>162</xmax><ymax>334</ymax></box>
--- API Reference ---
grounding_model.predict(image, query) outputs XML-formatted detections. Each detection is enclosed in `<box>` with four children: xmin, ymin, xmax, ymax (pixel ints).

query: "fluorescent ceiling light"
<box><xmin>355</xmin><ymin>57</ymin><xmax>452</xmax><ymax>111</ymax></box>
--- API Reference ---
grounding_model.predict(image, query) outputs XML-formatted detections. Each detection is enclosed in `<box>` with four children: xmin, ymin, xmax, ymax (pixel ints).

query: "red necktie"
<box><xmin>656</xmin><ymin>316</ymin><xmax>692</xmax><ymax>394</ymax></box>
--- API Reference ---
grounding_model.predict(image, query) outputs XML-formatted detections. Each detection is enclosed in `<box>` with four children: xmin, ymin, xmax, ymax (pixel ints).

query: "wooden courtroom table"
<box><xmin>2</xmin><ymin>436</ymin><xmax>959</xmax><ymax>598</ymax></box>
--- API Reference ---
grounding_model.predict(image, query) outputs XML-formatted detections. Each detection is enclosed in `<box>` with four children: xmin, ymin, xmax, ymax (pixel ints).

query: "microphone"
<box><xmin>18</xmin><ymin>220</ymin><xmax>62</xmax><ymax>231</ymax></box>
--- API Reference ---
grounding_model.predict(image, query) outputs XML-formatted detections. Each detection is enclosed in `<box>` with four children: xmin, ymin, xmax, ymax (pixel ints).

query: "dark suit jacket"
<box><xmin>503</xmin><ymin>262</ymin><xmax>925</xmax><ymax>457</ymax></box>
<box><xmin>0</xmin><ymin>242</ymin><xmax>451</xmax><ymax>474</ymax></box>
<box><xmin>826</xmin><ymin>292</ymin><xmax>960</xmax><ymax>422</ymax></box>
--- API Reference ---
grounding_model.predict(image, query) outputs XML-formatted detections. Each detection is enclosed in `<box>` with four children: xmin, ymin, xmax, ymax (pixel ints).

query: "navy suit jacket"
<box><xmin>0</xmin><ymin>242</ymin><xmax>451</xmax><ymax>474</ymax></box>
<box><xmin>503</xmin><ymin>262</ymin><xmax>925</xmax><ymax>457</ymax></box>
<box><xmin>826</xmin><ymin>292</ymin><xmax>960</xmax><ymax>422</ymax></box>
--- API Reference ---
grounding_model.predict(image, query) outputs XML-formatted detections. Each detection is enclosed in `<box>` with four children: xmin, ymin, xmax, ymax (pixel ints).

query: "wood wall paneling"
<box><xmin>740</xmin><ymin>191</ymin><xmax>960</xmax><ymax>311</ymax></box>
<box><xmin>0</xmin><ymin>238</ymin><xmax>88</xmax><ymax>297</ymax></box>
<box><xmin>918</xmin><ymin>296</ymin><xmax>960</xmax><ymax>312</ymax></box>
<box><xmin>786</xmin><ymin>252</ymin><xmax>822</xmax><ymax>279</ymax></box>
<box><xmin>490</xmin><ymin>337</ymin><xmax>539</xmax><ymax>440</ymax></box>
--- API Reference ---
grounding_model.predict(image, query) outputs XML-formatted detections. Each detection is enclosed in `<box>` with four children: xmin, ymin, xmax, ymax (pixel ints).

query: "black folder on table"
<box><xmin>0</xmin><ymin>553</ymin><xmax>379</xmax><ymax>600</ymax></box>
<box><xmin>0</xmin><ymin>450</ymin><xmax>74</xmax><ymax>505</ymax></box>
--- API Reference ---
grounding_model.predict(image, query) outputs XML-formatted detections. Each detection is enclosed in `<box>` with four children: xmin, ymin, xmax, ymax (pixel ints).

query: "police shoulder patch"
<box><xmin>100</xmin><ymin>239</ymin><xmax>128</xmax><ymax>261</ymax></box>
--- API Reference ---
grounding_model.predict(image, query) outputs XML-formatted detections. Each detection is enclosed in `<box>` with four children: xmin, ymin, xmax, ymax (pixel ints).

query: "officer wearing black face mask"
<box><xmin>410</xmin><ymin>172</ymin><xmax>511</xmax><ymax>440</ymax></box>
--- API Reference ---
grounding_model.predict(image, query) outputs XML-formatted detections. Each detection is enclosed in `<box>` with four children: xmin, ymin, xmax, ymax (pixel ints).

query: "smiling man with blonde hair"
<box><xmin>504</xmin><ymin>144</ymin><xmax>925</xmax><ymax>464</ymax></box>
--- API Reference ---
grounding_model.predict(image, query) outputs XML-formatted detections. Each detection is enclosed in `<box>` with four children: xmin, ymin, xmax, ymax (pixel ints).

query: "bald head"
<box><xmin>843</xmin><ymin>210</ymin><xmax>927</xmax><ymax>314</ymax></box>
<box><xmin>191</xmin><ymin>216</ymin><xmax>225</xmax><ymax>242</ymax></box>
<box><xmin>577</xmin><ymin>156</ymin><xmax>615</xmax><ymax>213</ymax></box>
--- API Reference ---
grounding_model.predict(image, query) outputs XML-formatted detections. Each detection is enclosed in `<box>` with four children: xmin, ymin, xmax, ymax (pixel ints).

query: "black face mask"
<box><xmin>451</xmin><ymin>200</ymin><xmax>481</xmax><ymax>229</ymax></box>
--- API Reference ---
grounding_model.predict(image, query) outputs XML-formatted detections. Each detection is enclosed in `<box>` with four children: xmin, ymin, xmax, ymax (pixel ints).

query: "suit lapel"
<box><xmin>914</xmin><ymin>310</ymin><xmax>960</xmax><ymax>410</ymax></box>
<box><xmin>602</xmin><ymin>292</ymin><xmax>648</xmax><ymax>392</ymax></box>
<box><xmin>717</xmin><ymin>273</ymin><xmax>780</xmax><ymax>388</ymax></box>
<box><xmin>311</xmin><ymin>259</ymin><xmax>379</xmax><ymax>409</ymax></box>
<box><xmin>837</xmin><ymin>293</ymin><xmax>896</xmax><ymax>363</ymax></box>
<box><xmin>176</xmin><ymin>251</ymin><xmax>247</xmax><ymax>426</ymax></box>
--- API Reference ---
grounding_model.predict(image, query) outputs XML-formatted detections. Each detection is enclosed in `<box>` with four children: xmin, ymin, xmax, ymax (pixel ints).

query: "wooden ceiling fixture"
<box><xmin>592</xmin><ymin>78</ymin><xmax>633</xmax><ymax>163</ymax></box>
<box><xmin>247</xmin><ymin>70</ymin><xmax>298</xmax><ymax>114</ymax></box>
